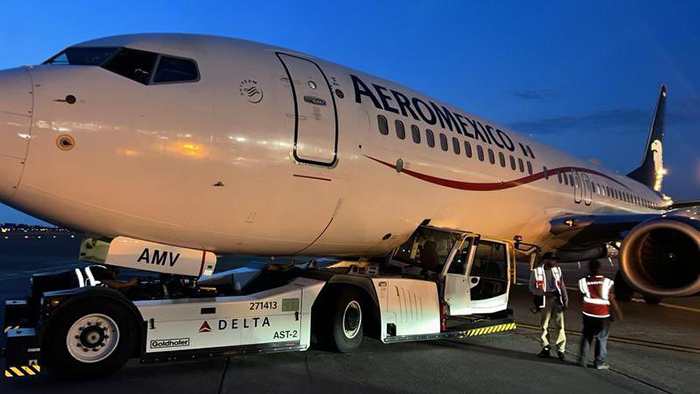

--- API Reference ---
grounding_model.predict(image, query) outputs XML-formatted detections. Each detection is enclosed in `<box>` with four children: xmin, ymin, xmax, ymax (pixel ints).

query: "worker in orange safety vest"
<box><xmin>529</xmin><ymin>252</ymin><xmax>568</xmax><ymax>361</ymax></box>
<box><xmin>577</xmin><ymin>259</ymin><xmax>623</xmax><ymax>370</ymax></box>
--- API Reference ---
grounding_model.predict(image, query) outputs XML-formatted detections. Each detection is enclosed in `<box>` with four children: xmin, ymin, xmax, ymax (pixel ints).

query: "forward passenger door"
<box><xmin>276</xmin><ymin>53</ymin><xmax>338</xmax><ymax>167</ymax></box>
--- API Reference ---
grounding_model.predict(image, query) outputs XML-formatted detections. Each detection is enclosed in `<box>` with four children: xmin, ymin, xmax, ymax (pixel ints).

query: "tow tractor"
<box><xmin>2</xmin><ymin>225</ymin><xmax>527</xmax><ymax>378</ymax></box>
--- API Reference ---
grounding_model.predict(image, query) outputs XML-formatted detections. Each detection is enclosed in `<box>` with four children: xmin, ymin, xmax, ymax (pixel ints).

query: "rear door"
<box><xmin>277</xmin><ymin>53</ymin><xmax>338</xmax><ymax>166</ymax></box>
<box><xmin>582</xmin><ymin>173</ymin><xmax>593</xmax><ymax>206</ymax></box>
<box><xmin>573</xmin><ymin>170</ymin><xmax>583</xmax><ymax>204</ymax></box>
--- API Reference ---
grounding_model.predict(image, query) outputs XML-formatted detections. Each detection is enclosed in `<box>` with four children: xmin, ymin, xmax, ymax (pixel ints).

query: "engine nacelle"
<box><xmin>620</xmin><ymin>217</ymin><xmax>700</xmax><ymax>297</ymax></box>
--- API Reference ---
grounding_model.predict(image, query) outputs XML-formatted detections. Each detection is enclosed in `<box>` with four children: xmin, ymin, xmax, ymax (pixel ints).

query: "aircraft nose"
<box><xmin>0</xmin><ymin>67</ymin><xmax>33</xmax><ymax>202</ymax></box>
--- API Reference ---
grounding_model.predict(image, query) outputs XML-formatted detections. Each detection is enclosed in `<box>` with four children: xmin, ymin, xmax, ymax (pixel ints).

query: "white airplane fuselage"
<box><xmin>0</xmin><ymin>34</ymin><xmax>665</xmax><ymax>256</ymax></box>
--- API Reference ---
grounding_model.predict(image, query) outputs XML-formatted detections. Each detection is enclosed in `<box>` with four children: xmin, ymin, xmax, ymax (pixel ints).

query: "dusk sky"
<box><xmin>1</xmin><ymin>1</ymin><xmax>699</xmax><ymax>224</ymax></box>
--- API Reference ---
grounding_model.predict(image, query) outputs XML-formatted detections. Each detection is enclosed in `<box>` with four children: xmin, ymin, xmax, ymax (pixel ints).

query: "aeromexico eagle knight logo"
<box><xmin>239</xmin><ymin>79</ymin><xmax>263</xmax><ymax>103</ymax></box>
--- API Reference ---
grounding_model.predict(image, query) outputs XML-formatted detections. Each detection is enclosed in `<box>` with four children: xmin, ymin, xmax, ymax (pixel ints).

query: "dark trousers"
<box><xmin>578</xmin><ymin>315</ymin><xmax>611</xmax><ymax>366</ymax></box>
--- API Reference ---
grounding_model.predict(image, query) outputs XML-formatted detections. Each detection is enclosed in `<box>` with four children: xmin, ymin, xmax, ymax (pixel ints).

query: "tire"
<box><xmin>42</xmin><ymin>297</ymin><xmax>139</xmax><ymax>378</ymax></box>
<box><xmin>643</xmin><ymin>294</ymin><xmax>662</xmax><ymax>305</ymax></box>
<box><xmin>614</xmin><ymin>271</ymin><xmax>634</xmax><ymax>302</ymax></box>
<box><xmin>316</xmin><ymin>288</ymin><xmax>365</xmax><ymax>353</ymax></box>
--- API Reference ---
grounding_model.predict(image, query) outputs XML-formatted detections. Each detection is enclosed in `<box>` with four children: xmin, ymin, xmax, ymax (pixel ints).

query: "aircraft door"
<box><xmin>582</xmin><ymin>173</ymin><xmax>592</xmax><ymax>206</ymax></box>
<box><xmin>466</xmin><ymin>239</ymin><xmax>510</xmax><ymax>314</ymax></box>
<box><xmin>573</xmin><ymin>171</ymin><xmax>583</xmax><ymax>204</ymax></box>
<box><xmin>442</xmin><ymin>236</ymin><xmax>476</xmax><ymax>316</ymax></box>
<box><xmin>277</xmin><ymin>53</ymin><xmax>338</xmax><ymax>167</ymax></box>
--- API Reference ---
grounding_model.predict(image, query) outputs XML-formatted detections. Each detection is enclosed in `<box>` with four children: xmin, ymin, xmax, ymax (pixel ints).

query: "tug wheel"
<box><xmin>43</xmin><ymin>298</ymin><xmax>138</xmax><ymax>378</ymax></box>
<box><xmin>315</xmin><ymin>287</ymin><xmax>365</xmax><ymax>353</ymax></box>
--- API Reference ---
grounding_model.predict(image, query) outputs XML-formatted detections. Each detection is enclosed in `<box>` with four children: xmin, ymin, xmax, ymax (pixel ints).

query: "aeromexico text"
<box><xmin>351</xmin><ymin>74</ymin><xmax>521</xmax><ymax>153</ymax></box>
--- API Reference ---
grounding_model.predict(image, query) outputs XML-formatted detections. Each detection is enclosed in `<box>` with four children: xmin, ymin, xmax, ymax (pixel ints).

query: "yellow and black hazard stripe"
<box><xmin>465</xmin><ymin>323</ymin><xmax>516</xmax><ymax>337</ymax></box>
<box><xmin>4</xmin><ymin>365</ymin><xmax>41</xmax><ymax>378</ymax></box>
<box><xmin>3</xmin><ymin>325</ymin><xmax>20</xmax><ymax>334</ymax></box>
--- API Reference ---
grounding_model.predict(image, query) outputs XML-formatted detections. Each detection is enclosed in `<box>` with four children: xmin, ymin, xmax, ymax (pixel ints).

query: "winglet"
<box><xmin>627</xmin><ymin>85</ymin><xmax>667</xmax><ymax>191</ymax></box>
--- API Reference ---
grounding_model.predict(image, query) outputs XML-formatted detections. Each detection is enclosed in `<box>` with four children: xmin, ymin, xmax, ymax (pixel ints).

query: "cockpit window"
<box><xmin>153</xmin><ymin>56</ymin><xmax>199</xmax><ymax>83</ymax></box>
<box><xmin>44</xmin><ymin>47</ymin><xmax>119</xmax><ymax>66</ymax></box>
<box><xmin>101</xmin><ymin>48</ymin><xmax>158</xmax><ymax>85</ymax></box>
<box><xmin>43</xmin><ymin>46</ymin><xmax>200</xmax><ymax>86</ymax></box>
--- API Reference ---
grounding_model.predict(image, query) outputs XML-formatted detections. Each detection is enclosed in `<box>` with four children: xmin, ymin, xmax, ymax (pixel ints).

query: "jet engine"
<box><xmin>619</xmin><ymin>217</ymin><xmax>700</xmax><ymax>297</ymax></box>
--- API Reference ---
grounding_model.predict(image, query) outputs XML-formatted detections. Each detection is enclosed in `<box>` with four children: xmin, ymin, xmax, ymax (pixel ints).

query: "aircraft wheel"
<box><xmin>614</xmin><ymin>271</ymin><xmax>633</xmax><ymax>301</ymax></box>
<box><xmin>43</xmin><ymin>298</ymin><xmax>138</xmax><ymax>378</ymax></box>
<box><xmin>316</xmin><ymin>288</ymin><xmax>365</xmax><ymax>353</ymax></box>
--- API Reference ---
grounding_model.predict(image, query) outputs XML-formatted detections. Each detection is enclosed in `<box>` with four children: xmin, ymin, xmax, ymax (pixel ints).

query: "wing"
<box><xmin>550</xmin><ymin>213</ymin><xmax>659</xmax><ymax>247</ymax></box>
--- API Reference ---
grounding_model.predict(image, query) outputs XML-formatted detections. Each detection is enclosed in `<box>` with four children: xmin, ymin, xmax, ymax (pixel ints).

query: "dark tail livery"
<box><xmin>627</xmin><ymin>85</ymin><xmax>667</xmax><ymax>190</ymax></box>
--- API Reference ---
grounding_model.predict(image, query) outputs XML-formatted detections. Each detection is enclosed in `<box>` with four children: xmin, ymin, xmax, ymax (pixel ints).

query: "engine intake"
<box><xmin>620</xmin><ymin>218</ymin><xmax>700</xmax><ymax>297</ymax></box>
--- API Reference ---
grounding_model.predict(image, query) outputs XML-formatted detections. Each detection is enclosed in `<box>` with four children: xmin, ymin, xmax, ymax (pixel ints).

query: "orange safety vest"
<box><xmin>533</xmin><ymin>265</ymin><xmax>563</xmax><ymax>307</ymax></box>
<box><xmin>578</xmin><ymin>275</ymin><xmax>614</xmax><ymax>318</ymax></box>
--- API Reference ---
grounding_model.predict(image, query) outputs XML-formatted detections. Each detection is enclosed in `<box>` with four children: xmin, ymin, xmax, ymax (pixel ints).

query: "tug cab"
<box><xmin>389</xmin><ymin>226</ymin><xmax>513</xmax><ymax>316</ymax></box>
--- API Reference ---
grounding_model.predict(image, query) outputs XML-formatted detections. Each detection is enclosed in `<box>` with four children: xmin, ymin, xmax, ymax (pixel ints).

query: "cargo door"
<box><xmin>277</xmin><ymin>53</ymin><xmax>338</xmax><ymax>166</ymax></box>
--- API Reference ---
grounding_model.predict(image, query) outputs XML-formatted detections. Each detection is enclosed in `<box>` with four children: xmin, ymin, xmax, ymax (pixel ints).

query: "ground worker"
<box><xmin>577</xmin><ymin>259</ymin><xmax>623</xmax><ymax>369</ymax></box>
<box><xmin>529</xmin><ymin>252</ymin><xmax>568</xmax><ymax>361</ymax></box>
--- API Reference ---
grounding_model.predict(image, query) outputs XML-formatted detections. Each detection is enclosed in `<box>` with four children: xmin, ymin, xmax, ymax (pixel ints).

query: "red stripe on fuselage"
<box><xmin>364</xmin><ymin>155</ymin><xmax>630</xmax><ymax>191</ymax></box>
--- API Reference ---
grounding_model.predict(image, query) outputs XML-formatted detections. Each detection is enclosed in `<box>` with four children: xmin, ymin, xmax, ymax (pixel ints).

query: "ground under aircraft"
<box><xmin>0</xmin><ymin>33</ymin><xmax>698</xmax><ymax>300</ymax></box>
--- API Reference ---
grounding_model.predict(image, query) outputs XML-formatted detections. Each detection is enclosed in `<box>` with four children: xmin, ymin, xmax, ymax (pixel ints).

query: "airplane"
<box><xmin>0</xmin><ymin>33</ymin><xmax>697</xmax><ymax>306</ymax></box>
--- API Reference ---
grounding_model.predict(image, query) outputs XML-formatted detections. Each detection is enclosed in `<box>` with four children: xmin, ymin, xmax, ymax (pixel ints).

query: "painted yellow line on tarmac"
<box><xmin>517</xmin><ymin>323</ymin><xmax>700</xmax><ymax>355</ymax></box>
<box><xmin>630</xmin><ymin>298</ymin><xmax>700</xmax><ymax>314</ymax></box>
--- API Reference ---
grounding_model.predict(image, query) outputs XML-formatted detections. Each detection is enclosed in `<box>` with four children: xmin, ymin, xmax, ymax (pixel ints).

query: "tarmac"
<box><xmin>0</xmin><ymin>235</ymin><xmax>698</xmax><ymax>393</ymax></box>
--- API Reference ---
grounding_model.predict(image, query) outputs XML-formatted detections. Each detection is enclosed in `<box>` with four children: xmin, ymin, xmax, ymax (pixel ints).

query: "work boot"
<box><xmin>557</xmin><ymin>351</ymin><xmax>566</xmax><ymax>361</ymax></box>
<box><xmin>595</xmin><ymin>363</ymin><xmax>611</xmax><ymax>370</ymax></box>
<box><xmin>537</xmin><ymin>347</ymin><xmax>551</xmax><ymax>358</ymax></box>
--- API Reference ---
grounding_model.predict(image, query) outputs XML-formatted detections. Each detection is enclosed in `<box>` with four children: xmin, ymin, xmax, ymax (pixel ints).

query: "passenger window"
<box><xmin>102</xmin><ymin>48</ymin><xmax>158</xmax><ymax>85</ymax></box>
<box><xmin>544</xmin><ymin>167</ymin><xmax>549</xmax><ymax>180</ymax></box>
<box><xmin>378</xmin><ymin>115</ymin><xmax>389</xmax><ymax>135</ymax></box>
<box><xmin>563</xmin><ymin>172</ymin><xmax>569</xmax><ymax>186</ymax></box>
<box><xmin>518</xmin><ymin>158</ymin><xmax>524</xmax><ymax>173</ymax></box>
<box><xmin>510</xmin><ymin>156</ymin><xmax>516</xmax><ymax>171</ymax></box>
<box><xmin>569</xmin><ymin>174</ymin><xmax>574</xmax><ymax>186</ymax></box>
<box><xmin>395</xmin><ymin>120</ymin><xmax>406</xmax><ymax>140</ymax></box>
<box><xmin>488</xmin><ymin>149</ymin><xmax>495</xmax><ymax>165</ymax></box>
<box><xmin>411</xmin><ymin>125</ymin><xmax>421</xmax><ymax>143</ymax></box>
<box><xmin>557</xmin><ymin>170</ymin><xmax>562</xmax><ymax>183</ymax></box>
<box><xmin>452</xmin><ymin>137</ymin><xmax>461</xmax><ymax>154</ymax></box>
<box><xmin>439</xmin><ymin>133</ymin><xmax>448</xmax><ymax>151</ymax></box>
<box><xmin>426</xmin><ymin>129</ymin><xmax>435</xmax><ymax>148</ymax></box>
<box><xmin>477</xmin><ymin>145</ymin><xmax>484</xmax><ymax>161</ymax></box>
<box><xmin>499</xmin><ymin>152</ymin><xmax>506</xmax><ymax>168</ymax></box>
<box><xmin>153</xmin><ymin>56</ymin><xmax>199</xmax><ymax>83</ymax></box>
<box><xmin>527</xmin><ymin>161</ymin><xmax>533</xmax><ymax>175</ymax></box>
<box><xmin>464</xmin><ymin>141</ymin><xmax>473</xmax><ymax>158</ymax></box>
